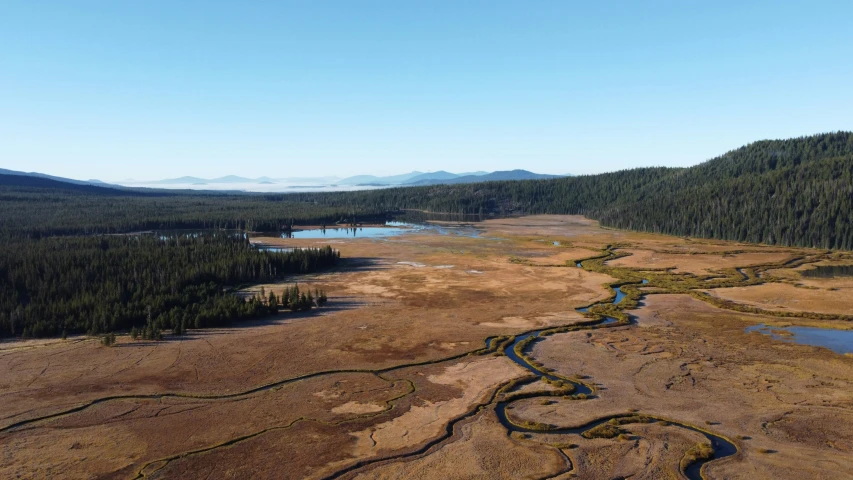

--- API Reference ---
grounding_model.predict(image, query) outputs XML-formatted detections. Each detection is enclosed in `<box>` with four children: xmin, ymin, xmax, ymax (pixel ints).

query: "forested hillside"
<box><xmin>2</xmin><ymin>132</ymin><xmax>851</xmax><ymax>248</ymax></box>
<box><xmin>1</xmin><ymin>132</ymin><xmax>851</xmax><ymax>338</ymax></box>
<box><xmin>597</xmin><ymin>138</ymin><xmax>853</xmax><ymax>248</ymax></box>
<box><xmin>0</xmin><ymin>185</ymin><xmax>389</xmax><ymax>238</ymax></box>
<box><xmin>5</xmin><ymin>132</ymin><xmax>853</xmax><ymax>248</ymax></box>
<box><xmin>298</xmin><ymin>131</ymin><xmax>853</xmax><ymax>249</ymax></box>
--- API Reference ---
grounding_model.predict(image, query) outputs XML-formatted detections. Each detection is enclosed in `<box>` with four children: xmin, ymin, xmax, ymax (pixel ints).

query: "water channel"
<box><xmin>493</xmin><ymin>280</ymin><xmax>737</xmax><ymax>479</ymax></box>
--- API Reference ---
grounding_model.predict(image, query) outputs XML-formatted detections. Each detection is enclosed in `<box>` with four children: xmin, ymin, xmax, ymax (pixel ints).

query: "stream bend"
<box><xmin>495</xmin><ymin>281</ymin><xmax>737</xmax><ymax>480</ymax></box>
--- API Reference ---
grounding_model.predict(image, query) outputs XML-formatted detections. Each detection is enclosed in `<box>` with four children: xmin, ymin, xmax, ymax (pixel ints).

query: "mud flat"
<box><xmin>2</xmin><ymin>215</ymin><xmax>853</xmax><ymax>479</ymax></box>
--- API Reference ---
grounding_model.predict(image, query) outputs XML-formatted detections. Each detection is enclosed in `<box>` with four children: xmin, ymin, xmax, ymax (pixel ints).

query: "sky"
<box><xmin>1</xmin><ymin>1</ymin><xmax>852</xmax><ymax>182</ymax></box>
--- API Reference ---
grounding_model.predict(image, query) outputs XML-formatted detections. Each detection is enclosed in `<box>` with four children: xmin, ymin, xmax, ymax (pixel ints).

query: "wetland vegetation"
<box><xmin>3</xmin><ymin>134</ymin><xmax>853</xmax><ymax>479</ymax></box>
<box><xmin>2</xmin><ymin>215</ymin><xmax>853</xmax><ymax>479</ymax></box>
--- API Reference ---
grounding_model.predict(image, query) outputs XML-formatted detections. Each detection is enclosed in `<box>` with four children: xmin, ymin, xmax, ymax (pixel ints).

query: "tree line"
<box><xmin>0</xmin><ymin>132</ymin><xmax>853</xmax><ymax>249</ymax></box>
<box><xmin>0</xmin><ymin>187</ymin><xmax>389</xmax><ymax>239</ymax></box>
<box><xmin>303</xmin><ymin>131</ymin><xmax>853</xmax><ymax>249</ymax></box>
<box><xmin>0</xmin><ymin>234</ymin><xmax>339</xmax><ymax>338</ymax></box>
<box><xmin>4</xmin><ymin>133</ymin><xmax>851</xmax><ymax>249</ymax></box>
<box><xmin>2</xmin><ymin>132</ymin><xmax>852</xmax><ymax>340</ymax></box>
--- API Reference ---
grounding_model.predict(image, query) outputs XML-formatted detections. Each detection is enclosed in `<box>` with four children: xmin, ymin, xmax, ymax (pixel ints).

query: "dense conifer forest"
<box><xmin>3</xmin><ymin>132</ymin><xmax>851</xmax><ymax>248</ymax></box>
<box><xmin>1</xmin><ymin>132</ymin><xmax>851</xmax><ymax>338</ymax></box>
<box><xmin>296</xmin><ymin>131</ymin><xmax>853</xmax><ymax>249</ymax></box>
<box><xmin>0</xmin><ymin>187</ymin><xmax>388</xmax><ymax>239</ymax></box>
<box><xmin>0</xmin><ymin>234</ymin><xmax>338</xmax><ymax>338</ymax></box>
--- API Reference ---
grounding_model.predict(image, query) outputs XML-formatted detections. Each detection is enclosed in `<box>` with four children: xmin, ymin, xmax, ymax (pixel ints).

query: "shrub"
<box><xmin>100</xmin><ymin>332</ymin><xmax>116</xmax><ymax>347</ymax></box>
<box><xmin>680</xmin><ymin>442</ymin><xmax>715</xmax><ymax>471</ymax></box>
<box><xmin>516</xmin><ymin>420</ymin><xmax>554</xmax><ymax>431</ymax></box>
<box><xmin>582</xmin><ymin>423</ymin><xmax>623</xmax><ymax>439</ymax></box>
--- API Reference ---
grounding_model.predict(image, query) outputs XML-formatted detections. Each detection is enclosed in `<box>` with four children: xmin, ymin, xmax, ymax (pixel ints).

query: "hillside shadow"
<box><xmin>336</xmin><ymin>256</ymin><xmax>390</xmax><ymax>272</ymax></box>
<box><xmin>112</xmin><ymin>296</ymin><xmax>373</xmax><ymax>346</ymax></box>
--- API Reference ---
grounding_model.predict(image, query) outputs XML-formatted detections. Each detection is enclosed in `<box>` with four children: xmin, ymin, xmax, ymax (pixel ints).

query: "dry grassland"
<box><xmin>2</xmin><ymin>215</ymin><xmax>853</xmax><ymax>479</ymax></box>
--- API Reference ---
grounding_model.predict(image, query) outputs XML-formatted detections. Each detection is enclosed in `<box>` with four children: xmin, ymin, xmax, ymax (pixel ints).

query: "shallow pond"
<box><xmin>279</xmin><ymin>226</ymin><xmax>403</xmax><ymax>239</ymax></box>
<box><xmin>746</xmin><ymin>324</ymin><xmax>853</xmax><ymax>354</ymax></box>
<box><xmin>276</xmin><ymin>221</ymin><xmax>487</xmax><ymax>239</ymax></box>
<box><xmin>148</xmin><ymin>221</ymin><xmax>488</xmax><ymax>242</ymax></box>
<box><xmin>385</xmin><ymin>221</ymin><xmax>486</xmax><ymax>238</ymax></box>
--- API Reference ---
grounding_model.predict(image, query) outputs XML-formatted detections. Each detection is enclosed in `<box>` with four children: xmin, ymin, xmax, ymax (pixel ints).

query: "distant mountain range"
<box><xmin>0</xmin><ymin>170</ymin><xmax>152</xmax><ymax>196</ymax></box>
<box><xmin>0</xmin><ymin>168</ymin><xmax>569</xmax><ymax>192</ymax></box>
<box><xmin>335</xmin><ymin>170</ymin><xmax>542</xmax><ymax>185</ymax></box>
<box><xmin>138</xmin><ymin>170</ymin><xmax>560</xmax><ymax>186</ymax></box>
<box><xmin>142</xmin><ymin>175</ymin><xmax>340</xmax><ymax>185</ymax></box>
<box><xmin>406</xmin><ymin>170</ymin><xmax>562</xmax><ymax>186</ymax></box>
<box><xmin>0</xmin><ymin>169</ymin><xmax>231</xmax><ymax>195</ymax></box>
<box><xmin>0</xmin><ymin>168</ymin><xmax>110</xmax><ymax>187</ymax></box>
<box><xmin>134</xmin><ymin>170</ymin><xmax>563</xmax><ymax>187</ymax></box>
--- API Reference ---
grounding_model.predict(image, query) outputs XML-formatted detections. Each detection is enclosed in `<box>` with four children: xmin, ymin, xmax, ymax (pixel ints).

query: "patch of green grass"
<box><xmin>582</xmin><ymin>423</ymin><xmax>624</xmax><ymax>439</ymax></box>
<box><xmin>516</xmin><ymin>420</ymin><xmax>555</xmax><ymax>431</ymax></box>
<box><xmin>680</xmin><ymin>442</ymin><xmax>715</xmax><ymax>471</ymax></box>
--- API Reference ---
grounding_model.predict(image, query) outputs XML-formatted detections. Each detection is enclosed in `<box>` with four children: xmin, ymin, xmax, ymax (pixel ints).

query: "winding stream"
<box><xmin>493</xmin><ymin>281</ymin><xmax>737</xmax><ymax>480</ymax></box>
<box><xmin>1</xmin><ymin>269</ymin><xmax>739</xmax><ymax>479</ymax></box>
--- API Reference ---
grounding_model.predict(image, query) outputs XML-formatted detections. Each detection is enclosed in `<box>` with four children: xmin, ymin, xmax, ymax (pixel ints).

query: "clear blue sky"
<box><xmin>1</xmin><ymin>1</ymin><xmax>852</xmax><ymax>181</ymax></box>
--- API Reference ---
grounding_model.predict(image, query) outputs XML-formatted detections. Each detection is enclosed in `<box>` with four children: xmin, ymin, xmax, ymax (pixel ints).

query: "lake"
<box><xmin>278</xmin><ymin>221</ymin><xmax>486</xmax><ymax>239</ymax></box>
<box><xmin>746</xmin><ymin>324</ymin><xmax>853</xmax><ymax>354</ymax></box>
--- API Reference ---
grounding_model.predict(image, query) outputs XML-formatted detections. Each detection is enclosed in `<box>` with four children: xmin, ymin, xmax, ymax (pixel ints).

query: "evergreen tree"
<box><xmin>268</xmin><ymin>291</ymin><xmax>278</xmax><ymax>311</ymax></box>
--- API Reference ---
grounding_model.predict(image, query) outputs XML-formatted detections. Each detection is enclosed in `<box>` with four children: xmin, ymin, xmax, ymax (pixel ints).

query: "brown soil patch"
<box><xmin>349</xmin><ymin>356</ymin><xmax>523</xmax><ymax>455</ymax></box>
<box><xmin>352</xmin><ymin>408</ymin><xmax>566</xmax><ymax>479</ymax></box>
<box><xmin>706</xmin><ymin>283</ymin><xmax>853</xmax><ymax>317</ymax></box>
<box><xmin>3</xmin><ymin>215</ymin><xmax>853</xmax><ymax>479</ymax></box>
<box><xmin>507</xmin><ymin>294</ymin><xmax>853</xmax><ymax>479</ymax></box>
<box><xmin>609</xmin><ymin>248</ymin><xmax>794</xmax><ymax>275</ymax></box>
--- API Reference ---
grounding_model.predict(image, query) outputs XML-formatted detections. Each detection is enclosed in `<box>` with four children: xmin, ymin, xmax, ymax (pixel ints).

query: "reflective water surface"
<box><xmin>746</xmin><ymin>324</ymin><xmax>853</xmax><ymax>354</ymax></box>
